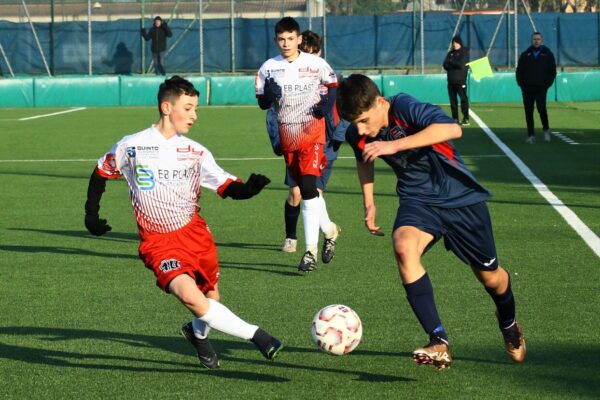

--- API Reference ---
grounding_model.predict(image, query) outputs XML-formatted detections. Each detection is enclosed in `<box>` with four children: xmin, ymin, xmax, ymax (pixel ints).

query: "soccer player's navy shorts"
<box><xmin>284</xmin><ymin>159</ymin><xmax>335</xmax><ymax>190</ymax></box>
<box><xmin>393</xmin><ymin>201</ymin><xmax>499</xmax><ymax>270</ymax></box>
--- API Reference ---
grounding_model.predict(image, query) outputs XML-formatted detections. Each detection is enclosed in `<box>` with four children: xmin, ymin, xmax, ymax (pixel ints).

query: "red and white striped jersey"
<box><xmin>256</xmin><ymin>51</ymin><xmax>338</xmax><ymax>151</ymax></box>
<box><xmin>96</xmin><ymin>125</ymin><xmax>237</xmax><ymax>234</ymax></box>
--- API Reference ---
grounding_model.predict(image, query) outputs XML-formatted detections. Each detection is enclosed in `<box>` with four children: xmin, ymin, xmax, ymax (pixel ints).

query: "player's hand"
<box><xmin>362</xmin><ymin>141</ymin><xmax>399</xmax><ymax>163</ymax></box>
<box><xmin>263</xmin><ymin>78</ymin><xmax>282</xmax><ymax>104</ymax></box>
<box><xmin>328</xmin><ymin>139</ymin><xmax>343</xmax><ymax>152</ymax></box>
<box><xmin>312</xmin><ymin>94</ymin><xmax>329</xmax><ymax>118</ymax></box>
<box><xmin>246</xmin><ymin>173</ymin><xmax>271</xmax><ymax>196</ymax></box>
<box><xmin>85</xmin><ymin>214</ymin><xmax>112</xmax><ymax>236</ymax></box>
<box><xmin>364</xmin><ymin>204</ymin><xmax>383</xmax><ymax>236</ymax></box>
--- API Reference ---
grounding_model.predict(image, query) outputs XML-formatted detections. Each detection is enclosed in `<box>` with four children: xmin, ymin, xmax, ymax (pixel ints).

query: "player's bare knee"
<box><xmin>393</xmin><ymin>240</ymin><xmax>416</xmax><ymax>268</ymax></box>
<box><xmin>206</xmin><ymin>291</ymin><xmax>220</xmax><ymax>303</ymax></box>
<box><xmin>289</xmin><ymin>187</ymin><xmax>302</xmax><ymax>206</ymax></box>
<box><xmin>476</xmin><ymin>267</ymin><xmax>505</xmax><ymax>291</ymax></box>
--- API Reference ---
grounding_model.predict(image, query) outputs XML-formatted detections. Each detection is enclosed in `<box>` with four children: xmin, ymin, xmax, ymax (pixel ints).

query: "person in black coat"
<box><xmin>516</xmin><ymin>32</ymin><xmax>556</xmax><ymax>144</ymax></box>
<box><xmin>443</xmin><ymin>36</ymin><xmax>470</xmax><ymax>126</ymax></box>
<box><xmin>141</xmin><ymin>16</ymin><xmax>172</xmax><ymax>75</ymax></box>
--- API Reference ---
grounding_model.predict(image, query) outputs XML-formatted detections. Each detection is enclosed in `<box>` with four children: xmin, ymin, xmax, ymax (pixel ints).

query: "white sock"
<box><xmin>317</xmin><ymin>195</ymin><xmax>334</xmax><ymax>238</ymax></box>
<box><xmin>302</xmin><ymin>196</ymin><xmax>321</xmax><ymax>253</ymax></box>
<box><xmin>191</xmin><ymin>318</ymin><xmax>211</xmax><ymax>339</ymax></box>
<box><xmin>199</xmin><ymin>298</ymin><xmax>258</xmax><ymax>340</ymax></box>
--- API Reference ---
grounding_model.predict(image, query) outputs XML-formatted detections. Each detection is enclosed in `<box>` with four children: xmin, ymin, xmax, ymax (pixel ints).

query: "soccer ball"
<box><xmin>311</xmin><ymin>304</ymin><xmax>363</xmax><ymax>356</ymax></box>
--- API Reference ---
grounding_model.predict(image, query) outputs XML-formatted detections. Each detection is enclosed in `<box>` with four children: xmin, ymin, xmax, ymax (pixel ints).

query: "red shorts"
<box><xmin>283</xmin><ymin>142</ymin><xmax>326</xmax><ymax>182</ymax></box>
<box><xmin>138</xmin><ymin>214</ymin><xmax>220</xmax><ymax>294</ymax></box>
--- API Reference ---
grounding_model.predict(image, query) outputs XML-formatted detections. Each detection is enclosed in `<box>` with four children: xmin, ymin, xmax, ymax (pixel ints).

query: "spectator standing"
<box><xmin>443</xmin><ymin>35</ymin><xmax>470</xmax><ymax>126</ymax></box>
<box><xmin>141</xmin><ymin>16</ymin><xmax>172</xmax><ymax>76</ymax></box>
<box><xmin>516</xmin><ymin>32</ymin><xmax>557</xmax><ymax>144</ymax></box>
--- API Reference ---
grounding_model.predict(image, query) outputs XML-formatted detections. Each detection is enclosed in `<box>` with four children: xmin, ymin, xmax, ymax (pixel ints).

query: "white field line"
<box><xmin>0</xmin><ymin>154</ymin><xmax>505</xmax><ymax>163</ymax></box>
<box><xmin>552</xmin><ymin>131</ymin><xmax>579</xmax><ymax>145</ymax></box>
<box><xmin>551</xmin><ymin>132</ymin><xmax>600</xmax><ymax>145</ymax></box>
<box><xmin>18</xmin><ymin>107</ymin><xmax>86</xmax><ymax>121</ymax></box>
<box><xmin>469</xmin><ymin>109</ymin><xmax>600</xmax><ymax>258</ymax></box>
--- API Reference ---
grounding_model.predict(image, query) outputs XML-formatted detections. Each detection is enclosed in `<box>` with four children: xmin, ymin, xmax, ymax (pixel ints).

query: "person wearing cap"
<box><xmin>141</xmin><ymin>16</ymin><xmax>172</xmax><ymax>75</ymax></box>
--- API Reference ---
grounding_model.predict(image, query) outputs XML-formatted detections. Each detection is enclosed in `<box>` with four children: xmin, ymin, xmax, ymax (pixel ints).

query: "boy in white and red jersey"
<box><xmin>84</xmin><ymin>76</ymin><xmax>282</xmax><ymax>369</ymax></box>
<box><xmin>256</xmin><ymin>17</ymin><xmax>341</xmax><ymax>273</ymax></box>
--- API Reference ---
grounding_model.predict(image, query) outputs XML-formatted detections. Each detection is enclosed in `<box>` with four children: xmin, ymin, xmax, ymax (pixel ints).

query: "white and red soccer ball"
<box><xmin>311</xmin><ymin>304</ymin><xmax>363</xmax><ymax>356</ymax></box>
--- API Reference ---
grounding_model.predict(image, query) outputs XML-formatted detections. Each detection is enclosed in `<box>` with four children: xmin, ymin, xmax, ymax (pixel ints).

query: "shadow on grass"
<box><xmin>8</xmin><ymin>228</ymin><xmax>139</xmax><ymax>242</ymax></box>
<box><xmin>216</xmin><ymin>241</ymin><xmax>281</xmax><ymax>252</ymax></box>
<box><xmin>0</xmin><ymin>245</ymin><xmax>139</xmax><ymax>260</ymax></box>
<box><xmin>220</xmin><ymin>260</ymin><xmax>301</xmax><ymax>277</ymax></box>
<box><xmin>0</xmin><ymin>326</ymin><xmax>411</xmax><ymax>383</ymax></box>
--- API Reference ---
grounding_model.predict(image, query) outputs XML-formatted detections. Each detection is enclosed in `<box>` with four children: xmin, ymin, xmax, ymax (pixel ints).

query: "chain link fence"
<box><xmin>0</xmin><ymin>0</ymin><xmax>598</xmax><ymax>76</ymax></box>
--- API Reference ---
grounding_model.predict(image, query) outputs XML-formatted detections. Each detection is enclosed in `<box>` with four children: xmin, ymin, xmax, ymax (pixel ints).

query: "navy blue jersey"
<box><xmin>346</xmin><ymin>93</ymin><xmax>491</xmax><ymax>208</ymax></box>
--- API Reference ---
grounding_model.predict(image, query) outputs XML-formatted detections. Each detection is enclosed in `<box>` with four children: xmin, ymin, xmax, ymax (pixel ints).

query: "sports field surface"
<box><xmin>0</xmin><ymin>102</ymin><xmax>598</xmax><ymax>399</ymax></box>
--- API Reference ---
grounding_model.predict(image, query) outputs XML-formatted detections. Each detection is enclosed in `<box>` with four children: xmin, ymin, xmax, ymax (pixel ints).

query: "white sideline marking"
<box><xmin>18</xmin><ymin>107</ymin><xmax>86</xmax><ymax>121</ymax></box>
<box><xmin>0</xmin><ymin>154</ymin><xmax>505</xmax><ymax>163</ymax></box>
<box><xmin>552</xmin><ymin>131</ymin><xmax>579</xmax><ymax>145</ymax></box>
<box><xmin>470</xmin><ymin>110</ymin><xmax>600</xmax><ymax>258</ymax></box>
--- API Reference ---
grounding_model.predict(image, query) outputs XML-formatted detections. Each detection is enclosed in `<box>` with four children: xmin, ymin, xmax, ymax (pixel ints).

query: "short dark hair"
<box><xmin>336</xmin><ymin>74</ymin><xmax>381</xmax><ymax>121</ymax></box>
<box><xmin>532</xmin><ymin>31</ymin><xmax>542</xmax><ymax>37</ymax></box>
<box><xmin>300</xmin><ymin>30</ymin><xmax>321</xmax><ymax>54</ymax></box>
<box><xmin>452</xmin><ymin>35</ymin><xmax>463</xmax><ymax>46</ymax></box>
<box><xmin>157</xmin><ymin>75</ymin><xmax>199</xmax><ymax>113</ymax></box>
<box><xmin>275</xmin><ymin>17</ymin><xmax>300</xmax><ymax>36</ymax></box>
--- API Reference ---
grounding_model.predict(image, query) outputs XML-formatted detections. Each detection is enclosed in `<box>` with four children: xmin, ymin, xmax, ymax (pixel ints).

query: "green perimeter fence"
<box><xmin>1</xmin><ymin>70</ymin><xmax>599</xmax><ymax>107</ymax></box>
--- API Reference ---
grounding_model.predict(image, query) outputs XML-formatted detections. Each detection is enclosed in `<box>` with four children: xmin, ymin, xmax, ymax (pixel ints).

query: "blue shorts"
<box><xmin>393</xmin><ymin>201</ymin><xmax>499</xmax><ymax>271</ymax></box>
<box><xmin>284</xmin><ymin>160</ymin><xmax>335</xmax><ymax>190</ymax></box>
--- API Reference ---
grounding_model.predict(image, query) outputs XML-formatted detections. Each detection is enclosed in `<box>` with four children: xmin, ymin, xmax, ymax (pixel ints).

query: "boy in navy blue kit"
<box><xmin>336</xmin><ymin>74</ymin><xmax>525</xmax><ymax>370</ymax></box>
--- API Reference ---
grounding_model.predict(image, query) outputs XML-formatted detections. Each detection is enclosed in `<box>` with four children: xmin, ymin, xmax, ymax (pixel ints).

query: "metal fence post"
<box><xmin>199</xmin><ymin>0</ymin><xmax>204</xmax><ymax>75</ymax></box>
<box><xmin>230</xmin><ymin>0</ymin><xmax>235</xmax><ymax>73</ymax></box>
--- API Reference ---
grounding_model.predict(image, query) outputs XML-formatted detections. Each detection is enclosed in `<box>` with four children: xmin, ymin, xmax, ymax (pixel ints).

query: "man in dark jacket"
<box><xmin>141</xmin><ymin>16</ymin><xmax>172</xmax><ymax>75</ymax></box>
<box><xmin>443</xmin><ymin>36</ymin><xmax>470</xmax><ymax>126</ymax></box>
<box><xmin>516</xmin><ymin>32</ymin><xmax>556</xmax><ymax>144</ymax></box>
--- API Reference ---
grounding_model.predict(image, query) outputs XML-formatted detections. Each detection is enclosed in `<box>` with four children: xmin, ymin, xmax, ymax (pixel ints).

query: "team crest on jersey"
<box><xmin>126</xmin><ymin>146</ymin><xmax>136</xmax><ymax>158</ymax></box>
<box><xmin>389</xmin><ymin>125</ymin><xmax>408</xmax><ymax>140</ymax></box>
<box><xmin>159</xmin><ymin>259</ymin><xmax>181</xmax><ymax>273</ymax></box>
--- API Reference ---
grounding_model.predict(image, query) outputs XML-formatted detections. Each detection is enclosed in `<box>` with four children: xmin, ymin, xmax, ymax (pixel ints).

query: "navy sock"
<box><xmin>403</xmin><ymin>273</ymin><xmax>448</xmax><ymax>341</ymax></box>
<box><xmin>284</xmin><ymin>201</ymin><xmax>300</xmax><ymax>240</ymax></box>
<box><xmin>485</xmin><ymin>273</ymin><xmax>516</xmax><ymax>328</ymax></box>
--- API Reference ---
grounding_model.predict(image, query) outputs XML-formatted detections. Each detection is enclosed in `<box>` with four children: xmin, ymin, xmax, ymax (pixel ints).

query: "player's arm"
<box><xmin>257</xmin><ymin>78</ymin><xmax>282</xmax><ymax>110</ymax></box>
<box><xmin>362</xmin><ymin>123</ymin><xmax>461</xmax><ymax>163</ymax></box>
<box><xmin>356</xmin><ymin>160</ymin><xmax>381</xmax><ymax>235</ymax></box>
<box><xmin>266</xmin><ymin>107</ymin><xmax>282</xmax><ymax>156</ymax></box>
<box><xmin>256</xmin><ymin>67</ymin><xmax>281</xmax><ymax>110</ymax></box>
<box><xmin>200</xmin><ymin>150</ymin><xmax>271</xmax><ymax>200</ymax></box>
<box><xmin>328</xmin><ymin>117</ymin><xmax>349</xmax><ymax>152</ymax></box>
<box><xmin>313</xmin><ymin>86</ymin><xmax>338</xmax><ymax>118</ymax></box>
<box><xmin>84</xmin><ymin>168</ymin><xmax>112</xmax><ymax>236</ymax></box>
<box><xmin>222</xmin><ymin>173</ymin><xmax>271</xmax><ymax>200</ymax></box>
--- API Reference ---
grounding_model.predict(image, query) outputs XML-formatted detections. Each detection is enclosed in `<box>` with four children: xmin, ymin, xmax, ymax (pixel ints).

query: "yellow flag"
<box><xmin>466</xmin><ymin>56</ymin><xmax>494</xmax><ymax>81</ymax></box>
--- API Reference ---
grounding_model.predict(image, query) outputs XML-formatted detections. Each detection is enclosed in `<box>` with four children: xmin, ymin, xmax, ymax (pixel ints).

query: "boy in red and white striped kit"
<box><xmin>256</xmin><ymin>17</ymin><xmax>341</xmax><ymax>273</ymax></box>
<box><xmin>84</xmin><ymin>76</ymin><xmax>282</xmax><ymax>369</ymax></box>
